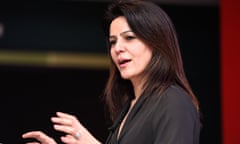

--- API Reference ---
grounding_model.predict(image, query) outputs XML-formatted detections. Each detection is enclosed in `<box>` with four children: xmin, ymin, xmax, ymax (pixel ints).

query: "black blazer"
<box><xmin>106</xmin><ymin>85</ymin><xmax>200</xmax><ymax>144</ymax></box>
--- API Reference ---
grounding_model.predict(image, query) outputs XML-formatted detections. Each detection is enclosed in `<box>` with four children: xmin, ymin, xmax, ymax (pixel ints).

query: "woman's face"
<box><xmin>109</xmin><ymin>16</ymin><xmax>152</xmax><ymax>83</ymax></box>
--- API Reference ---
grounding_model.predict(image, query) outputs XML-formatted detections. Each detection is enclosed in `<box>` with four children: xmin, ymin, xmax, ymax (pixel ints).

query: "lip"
<box><xmin>118</xmin><ymin>58</ymin><xmax>131</xmax><ymax>68</ymax></box>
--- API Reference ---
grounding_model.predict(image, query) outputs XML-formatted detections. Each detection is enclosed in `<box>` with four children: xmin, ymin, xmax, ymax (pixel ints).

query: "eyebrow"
<box><xmin>109</xmin><ymin>30</ymin><xmax>133</xmax><ymax>39</ymax></box>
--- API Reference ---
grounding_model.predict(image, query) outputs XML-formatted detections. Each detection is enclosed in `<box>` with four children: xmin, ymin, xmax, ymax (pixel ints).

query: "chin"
<box><xmin>120</xmin><ymin>74</ymin><xmax>131</xmax><ymax>80</ymax></box>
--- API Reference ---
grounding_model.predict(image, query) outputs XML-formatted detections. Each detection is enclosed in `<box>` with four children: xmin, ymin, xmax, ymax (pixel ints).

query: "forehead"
<box><xmin>110</xmin><ymin>16</ymin><xmax>130</xmax><ymax>35</ymax></box>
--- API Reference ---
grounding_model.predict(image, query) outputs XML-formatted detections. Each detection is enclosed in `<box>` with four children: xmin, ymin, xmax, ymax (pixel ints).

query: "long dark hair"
<box><xmin>102</xmin><ymin>0</ymin><xmax>199</xmax><ymax>121</ymax></box>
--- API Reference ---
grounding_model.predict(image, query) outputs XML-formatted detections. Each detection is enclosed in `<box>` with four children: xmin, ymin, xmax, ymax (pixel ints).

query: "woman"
<box><xmin>22</xmin><ymin>0</ymin><xmax>200</xmax><ymax>144</ymax></box>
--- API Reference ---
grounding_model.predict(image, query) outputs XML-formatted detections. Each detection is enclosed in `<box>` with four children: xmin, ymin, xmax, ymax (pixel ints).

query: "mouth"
<box><xmin>118</xmin><ymin>59</ymin><xmax>131</xmax><ymax>67</ymax></box>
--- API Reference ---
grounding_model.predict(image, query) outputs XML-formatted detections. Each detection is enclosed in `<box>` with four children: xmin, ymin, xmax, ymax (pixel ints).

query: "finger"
<box><xmin>56</xmin><ymin>112</ymin><xmax>77</xmax><ymax>120</ymax></box>
<box><xmin>53</xmin><ymin>124</ymin><xmax>75</xmax><ymax>135</ymax></box>
<box><xmin>25</xmin><ymin>142</ymin><xmax>40</xmax><ymax>144</ymax></box>
<box><xmin>22</xmin><ymin>131</ymin><xmax>47</xmax><ymax>139</ymax></box>
<box><xmin>61</xmin><ymin>134</ymin><xmax>78</xmax><ymax>144</ymax></box>
<box><xmin>22</xmin><ymin>131</ymin><xmax>56</xmax><ymax>144</ymax></box>
<box><xmin>51</xmin><ymin>117</ymin><xmax>72</xmax><ymax>126</ymax></box>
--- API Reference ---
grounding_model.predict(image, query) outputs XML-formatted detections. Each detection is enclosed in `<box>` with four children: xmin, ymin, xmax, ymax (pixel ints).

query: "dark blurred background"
<box><xmin>0</xmin><ymin>0</ymin><xmax>220</xmax><ymax>143</ymax></box>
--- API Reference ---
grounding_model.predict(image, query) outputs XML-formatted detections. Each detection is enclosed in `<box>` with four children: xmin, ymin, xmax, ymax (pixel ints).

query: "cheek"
<box><xmin>138</xmin><ymin>50</ymin><xmax>152</xmax><ymax>66</ymax></box>
<box><xmin>110</xmin><ymin>49</ymin><xmax>114</xmax><ymax>58</ymax></box>
<box><xmin>110</xmin><ymin>50</ymin><xmax>117</xmax><ymax>64</ymax></box>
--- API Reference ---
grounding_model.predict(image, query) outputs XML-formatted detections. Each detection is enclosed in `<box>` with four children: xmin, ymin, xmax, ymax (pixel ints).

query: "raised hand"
<box><xmin>51</xmin><ymin>112</ymin><xmax>101</xmax><ymax>144</ymax></box>
<box><xmin>22</xmin><ymin>131</ymin><xmax>57</xmax><ymax>144</ymax></box>
<box><xmin>22</xmin><ymin>112</ymin><xmax>101</xmax><ymax>144</ymax></box>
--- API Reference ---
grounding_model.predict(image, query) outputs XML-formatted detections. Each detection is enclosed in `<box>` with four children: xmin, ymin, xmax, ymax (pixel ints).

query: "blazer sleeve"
<box><xmin>152</xmin><ymin>87</ymin><xmax>200</xmax><ymax>144</ymax></box>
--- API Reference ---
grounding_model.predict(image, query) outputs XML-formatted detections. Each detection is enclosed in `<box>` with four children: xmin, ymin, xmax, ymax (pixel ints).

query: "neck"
<box><xmin>131</xmin><ymin>78</ymin><xmax>145</xmax><ymax>100</ymax></box>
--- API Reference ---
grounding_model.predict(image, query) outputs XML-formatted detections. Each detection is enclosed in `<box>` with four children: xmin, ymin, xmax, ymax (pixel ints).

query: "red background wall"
<box><xmin>221</xmin><ymin>0</ymin><xmax>240</xmax><ymax>143</ymax></box>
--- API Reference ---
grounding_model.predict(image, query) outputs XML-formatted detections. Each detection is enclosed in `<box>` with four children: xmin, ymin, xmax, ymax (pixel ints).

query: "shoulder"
<box><xmin>160</xmin><ymin>85</ymin><xmax>196</xmax><ymax>112</ymax></box>
<box><xmin>150</xmin><ymin>86</ymin><xmax>200</xmax><ymax>143</ymax></box>
<box><xmin>151</xmin><ymin>84</ymin><xmax>199</xmax><ymax>123</ymax></box>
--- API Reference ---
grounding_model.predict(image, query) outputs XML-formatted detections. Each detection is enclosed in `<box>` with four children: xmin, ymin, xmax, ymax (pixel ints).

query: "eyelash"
<box><xmin>109</xmin><ymin>40</ymin><xmax>116</xmax><ymax>46</ymax></box>
<box><xmin>125</xmin><ymin>35</ymin><xmax>135</xmax><ymax>40</ymax></box>
<box><xmin>109</xmin><ymin>35</ymin><xmax>136</xmax><ymax>46</ymax></box>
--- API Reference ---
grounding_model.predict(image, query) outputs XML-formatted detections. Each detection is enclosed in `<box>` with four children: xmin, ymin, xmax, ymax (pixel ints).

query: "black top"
<box><xmin>105</xmin><ymin>85</ymin><xmax>200</xmax><ymax>144</ymax></box>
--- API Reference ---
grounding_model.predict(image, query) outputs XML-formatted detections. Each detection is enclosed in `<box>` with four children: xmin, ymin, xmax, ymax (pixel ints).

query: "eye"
<box><xmin>109</xmin><ymin>40</ymin><xmax>116</xmax><ymax>47</ymax></box>
<box><xmin>125</xmin><ymin>35</ymin><xmax>136</xmax><ymax>40</ymax></box>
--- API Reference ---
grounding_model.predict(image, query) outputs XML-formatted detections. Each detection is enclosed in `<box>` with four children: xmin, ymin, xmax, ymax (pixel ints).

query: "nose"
<box><xmin>114</xmin><ymin>40</ymin><xmax>125</xmax><ymax>54</ymax></box>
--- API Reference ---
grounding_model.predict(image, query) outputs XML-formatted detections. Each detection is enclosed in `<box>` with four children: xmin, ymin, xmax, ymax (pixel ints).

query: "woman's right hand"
<box><xmin>22</xmin><ymin>112</ymin><xmax>102</xmax><ymax>144</ymax></box>
<box><xmin>22</xmin><ymin>131</ymin><xmax>57</xmax><ymax>144</ymax></box>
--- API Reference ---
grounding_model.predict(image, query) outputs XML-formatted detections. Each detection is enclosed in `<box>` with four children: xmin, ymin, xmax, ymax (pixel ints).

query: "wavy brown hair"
<box><xmin>102</xmin><ymin>0</ymin><xmax>199</xmax><ymax>121</ymax></box>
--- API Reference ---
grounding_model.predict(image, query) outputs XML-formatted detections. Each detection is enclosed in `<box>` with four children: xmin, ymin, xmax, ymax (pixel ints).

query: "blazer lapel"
<box><xmin>118</xmin><ymin>91</ymin><xmax>149</xmax><ymax>141</ymax></box>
